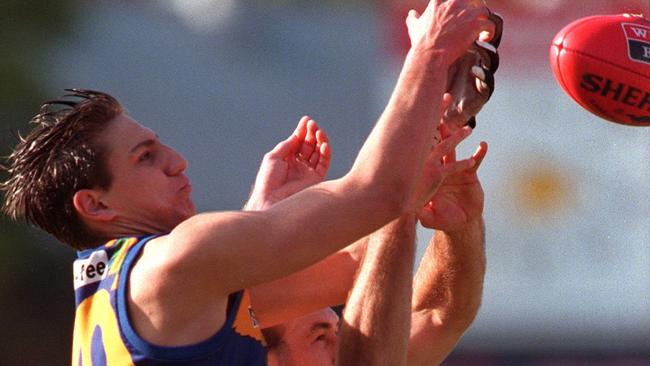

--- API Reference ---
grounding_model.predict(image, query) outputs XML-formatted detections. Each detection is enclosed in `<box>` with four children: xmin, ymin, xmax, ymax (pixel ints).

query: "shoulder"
<box><xmin>127</xmin><ymin>232</ymin><xmax>232</xmax><ymax>346</ymax></box>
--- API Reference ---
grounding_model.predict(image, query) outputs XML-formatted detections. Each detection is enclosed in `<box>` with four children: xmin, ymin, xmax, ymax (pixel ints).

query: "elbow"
<box><xmin>431</xmin><ymin>298</ymin><xmax>482</xmax><ymax>335</ymax></box>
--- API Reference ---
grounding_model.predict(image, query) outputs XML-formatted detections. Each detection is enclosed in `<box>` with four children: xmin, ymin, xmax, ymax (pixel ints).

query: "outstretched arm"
<box><xmin>243</xmin><ymin>116</ymin><xmax>367</xmax><ymax>328</ymax></box>
<box><xmin>248</xmin><ymin>115</ymin><xmax>477</xmax><ymax>329</ymax></box>
<box><xmin>168</xmin><ymin>0</ymin><xmax>491</xmax><ymax>294</ymax></box>
<box><xmin>337</xmin><ymin>215</ymin><xmax>417</xmax><ymax>366</ymax></box>
<box><xmin>409</xmin><ymin>218</ymin><xmax>485</xmax><ymax>366</ymax></box>
<box><xmin>132</xmin><ymin>0</ymin><xmax>493</xmax><ymax>347</ymax></box>
<box><xmin>336</xmin><ymin>112</ymin><xmax>480</xmax><ymax>365</ymax></box>
<box><xmin>408</xmin><ymin>130</ymin><xmax>488</xmax><ymax>366</ymax></box>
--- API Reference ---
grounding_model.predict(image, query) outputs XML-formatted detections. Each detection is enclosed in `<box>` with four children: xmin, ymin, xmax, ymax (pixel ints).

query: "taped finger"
<box><xmin>487</xmin><ymin>11</ymin><xmax>504</xmax><ymax>48</ymax></box>
<box><xmin>475</xmin><ymin>41</ymin><xmax>499</xmax><ymax>74</ymax></box>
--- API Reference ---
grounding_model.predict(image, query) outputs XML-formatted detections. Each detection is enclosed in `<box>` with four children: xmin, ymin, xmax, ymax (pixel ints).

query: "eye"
<box><xmin>138</xmin><ymin>151</ymin><xmax>153</xmax><ymax>162</ymax></box>
<box><xmin>312</xmin><ymin>333</ymin><xmax>328</xmax><ymax>344</ymax></box>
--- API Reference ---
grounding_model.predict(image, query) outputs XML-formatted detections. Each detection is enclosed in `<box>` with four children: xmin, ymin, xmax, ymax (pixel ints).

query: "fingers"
<box><xmin>485</xmin><ymin>11</ymin><xmax>504</xmax><ymax>47</ymax></box>
<box><xmin>472</xmin><ymin>63</ymin><xmax>495</xmax><ymax>98</ymax></box>
<box><xmin>294</xmin><ymin>116</ymin><xmax>331</xmax><ymax>173</ymax></box>
<box><xmin>475</xmin><ymin>41</ymin><xmax>499</xmax><ymax>74</ymax></box>
<box><xmin>470</xmin><ymin>141</ymin><xmax>488</xmax><ymax>171</ymax></box>
<box><xmin>268</xmin><ymin>133</ymin><xmax>300</xmax><ymax>160</ymax></box>
<box><xmin>439</xmin><ymin>118</ymin><xmax>460</xmax><ymax>138</ymax></box>
<box><xmin>308</xmin><ymin>124</ymin><xmax>329</xmax><ymax>164</ymax></box>
<box><xmin>299</xmin><ymin>118</ymin><xmax>318</xmax><ymax>160</ymax></box>
<box><xmin>315</xmin><ymin>141</ymin><xmax>331</xmax><ymax>177</ymax></box>
<box><xmin>473</xmin><ymin>6</ymin><xmax>496</xmax><ymax>38</ymax></box>
<box><xmin>434</xmin><ymin>125</ymin><xmax>472</xmax><ymax>158</ymax></box>
<box><xmin>442</xmin><ymin>157</ymin><xmax>476</xmax><ymax>176</ymax></box>
<box><xmin>429</xmin><ymin>125</ymin><xmax>470</xmax><ymax>174</ymax></box>
<box><xmin>466</xmin><ymin>116</ymin><xmax>477</xmax><ymax>129</ymax></box>
<box><xmin>438</xmin><ymin>122</ymin><xmax>458</xmax><ymax>163</ymax></box>
<box><xmin>406</xmin><ymin>9</ymin><xmax>420</xmax><ymax>27</ymax></box>
<box><xmin>441</xmin><ymin>92</ymin><xmax>453</xmax><ymax>111</ymax></box>
<box><xmin>293</xmin><ymin>116</ymin><xmax>309</xmax><ymax>140</ymax></box>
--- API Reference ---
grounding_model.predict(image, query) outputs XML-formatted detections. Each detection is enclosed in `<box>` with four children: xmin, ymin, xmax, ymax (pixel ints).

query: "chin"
<box><xmin>179</xmin><ymin>206</ymin><xmax>196</xmax><ymax>222</ymax></box>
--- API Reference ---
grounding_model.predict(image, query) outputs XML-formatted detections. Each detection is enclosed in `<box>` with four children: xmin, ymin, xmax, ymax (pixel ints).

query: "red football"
<box><xmin>550</xmin><ymin>14</ymin><xmax>650</xmax><ymax>126</ymax></box>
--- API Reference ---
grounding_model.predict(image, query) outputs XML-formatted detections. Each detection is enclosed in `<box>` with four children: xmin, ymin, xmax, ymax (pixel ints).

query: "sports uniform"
<box><xmin>71</xmin><ymin>236</ymin><xmax>267</xmax><ymax>365</ymax></box>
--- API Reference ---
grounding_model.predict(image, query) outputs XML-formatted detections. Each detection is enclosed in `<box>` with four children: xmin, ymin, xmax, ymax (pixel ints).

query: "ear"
<box><xmin>73</xmin><ymin>189</ymin><xmax>116</xmax><ymax>222</ymax></box>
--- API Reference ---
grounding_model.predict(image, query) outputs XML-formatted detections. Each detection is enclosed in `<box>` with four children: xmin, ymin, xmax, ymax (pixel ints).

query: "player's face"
<box><xmin>99</xmin><ymin>114</ymin><xmax>195</xmax><ymax>232</ymax></box>
<box><xmin>268</xmin><ymin>308</ymin><xmax>339</xmax><ymax>366</ymax></box>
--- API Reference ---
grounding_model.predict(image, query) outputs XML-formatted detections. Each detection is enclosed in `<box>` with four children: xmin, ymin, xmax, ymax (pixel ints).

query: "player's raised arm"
<box><xmin>408</xmin><ymin>135</ymin><xmax>488</xmax><ymax>365</ymax></box>
<box><xmin>118</xmin><ymin>0</ymin><xmax>492</xmax><ymax>349</ymax></box>
<box><xmin>166</xmin><ymin>0</ymin><xmax>492</xmax><ymax>294</ymax></box>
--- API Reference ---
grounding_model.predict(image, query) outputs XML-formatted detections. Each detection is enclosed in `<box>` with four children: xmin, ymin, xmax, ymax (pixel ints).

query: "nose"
<box><xmin>323</xmin><ymin>308</ymin><xmax>339</xmax><ymax>326</ymax></box>
<box><xmin>164</xmin><ymin>146</ymin><xmax>188</xmax><ymax>176</ymax></box>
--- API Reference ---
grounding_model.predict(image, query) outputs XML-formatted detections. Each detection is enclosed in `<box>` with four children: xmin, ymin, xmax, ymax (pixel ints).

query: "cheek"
<box><xmin>306</xmin><ymin>342</ymin><xmax>336</xmax><ymax>366</ymax></box>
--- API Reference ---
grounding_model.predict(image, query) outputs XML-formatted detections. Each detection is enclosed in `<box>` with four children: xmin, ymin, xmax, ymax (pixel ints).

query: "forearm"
<box><xmin>409</xmin><ymin>217</ymin><xmax>485</xmax><ymax>366</ymax></box>
<box><xmin>414</xmin><ymin>217</ymin><xmax>485</xmax><ymax>316</ymax></box>
<box><xmin>250</xmin><ymin>237</ymin><xmax>368</xmax><ymax>328</ymax></box>
<box><xmin>337</xmin><ymin>214</ymin><xmax>417</xmax><ymax>366</ymax></box>
<box><xmin>348</xmin><ymin>50</ymin><xmax>450</xmax><ymax>211</ymax></box>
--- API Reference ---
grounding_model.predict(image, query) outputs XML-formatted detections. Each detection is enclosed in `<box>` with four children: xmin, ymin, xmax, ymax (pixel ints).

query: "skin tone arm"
<box><xmin>336</xmin><ymin>215</ymin><xmax>417</xmax><ymax>366</ymax></box>
<box><xmin>408</xmin><ymin>121</ymin><xmax>488</xmax><ymax>366</ymax></box>
<box><xmin>248</xmin><ymin>113</ymin><xmax>477</xmax><ymax>329</ymax></box>
<box><xmin>128</xmin><ymin>0</ymin><xmax>492</xmax><ymax>346</ymax></box>
<box><xmin>336</xmin><ymin>109</ymin><xmax>488</xmax><ymax>365</ymax></box>
<box><xmin>251</xmin><ymin>118</ymin><xmax>487</xmax><ymax>365</ymax></box>
<box><xmin>249</xmin><ymin>0</ymin><xmax>501</xmax><ymax>328</ymax></box>
<box><xmin>246</xmin><ymin>116</ymin><xmax>368</xmax><ymax>328</ymax></box>
<box><xmin>163</xmin><ymin>0</ymin><xmax>491</xmax><ymax>295</ymax></box>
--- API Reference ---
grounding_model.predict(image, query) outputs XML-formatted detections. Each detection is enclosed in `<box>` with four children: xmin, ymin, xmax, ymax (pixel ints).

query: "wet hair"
<box><xmin>1</xmin><ymin>89</ymin><xmax>123</xmax><ymax>250</ymax></box>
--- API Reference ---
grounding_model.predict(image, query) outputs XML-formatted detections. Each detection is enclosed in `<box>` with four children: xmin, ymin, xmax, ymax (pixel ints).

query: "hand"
<box><xmin>443</xmin><ymin>11</ymin><xmax>503</xmax><ymax>128</ymax></box>
<box><xmin>245</xmin><ymin>116</ymin><xmax>331</xmax><ymax>211</ymax></box>
<box><xmin>411</xmin><ymin>122</ymin><xmax>477</xmax><ymax>211</ymax></box>
<box><xmin>418</xmin><ymin>121</ymin><xmax>487</xmax><ymax>232</ymax></box>
<box><xmin>405</xmin><ymin>0</ymin><xmax>493</xmax><ymax>67</ymax></box>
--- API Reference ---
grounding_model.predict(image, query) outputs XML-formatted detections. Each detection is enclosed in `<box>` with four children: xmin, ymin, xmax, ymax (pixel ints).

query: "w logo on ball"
<box><xmin>622</xmin><ymin>23</ymin><xmax>650</xmax><ymax>64</ymax></box>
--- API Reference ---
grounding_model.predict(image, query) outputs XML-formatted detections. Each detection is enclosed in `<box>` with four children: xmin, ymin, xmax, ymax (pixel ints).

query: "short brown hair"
<box><xmin>1</xmin><ymin>89</ymin><xmax>123</xmax><ymax>250</ymax></box>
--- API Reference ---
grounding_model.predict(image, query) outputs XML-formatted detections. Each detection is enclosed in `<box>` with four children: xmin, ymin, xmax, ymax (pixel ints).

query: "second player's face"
<box><xmin>267</xmin><ymin>308</ymin><xmax>339</xmax><ymax>366</ymax></box>
<box><xmin>98</xmin><ymin>114</ymin><xmax>195</xmax><ymax>233</ymax></box>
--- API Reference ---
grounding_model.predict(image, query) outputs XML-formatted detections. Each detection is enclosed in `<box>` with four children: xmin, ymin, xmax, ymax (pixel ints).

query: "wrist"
<box><xmin>244</xmin><ymin>190</ymin><xmax>274</xmax><ymax>211</ymax></box>
<box><xmin>443</xmin><ymin>216</ymin><xmax>484</xmax><ymax>238</ymax></box>
<box><xmin>407</xmin><ymin>45</ymin><xmax>454</xmax><ymax>71</ymax></box>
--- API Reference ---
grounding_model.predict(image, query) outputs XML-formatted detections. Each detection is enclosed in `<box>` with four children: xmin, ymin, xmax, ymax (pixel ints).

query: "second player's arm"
<box><xmin>408</xmin><ymin>218</ymin><xmax>486</xmax><ymax>366</ymax></box>
<box><xmin>161</xmin><ymin>16</ymin><xmax>481</xmax><ymax>299</ymax></box>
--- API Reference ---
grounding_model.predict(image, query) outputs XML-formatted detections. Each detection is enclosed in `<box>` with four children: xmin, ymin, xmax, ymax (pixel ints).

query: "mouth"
<box><xmin>180</xmin><ymin>183</ymin><xmax>192</xmax><ymax>194</ymax></box>
<box><xmin>178</xmin><ymin>176</ymin><xmax>192</xmax><ymax>194</ymax></box>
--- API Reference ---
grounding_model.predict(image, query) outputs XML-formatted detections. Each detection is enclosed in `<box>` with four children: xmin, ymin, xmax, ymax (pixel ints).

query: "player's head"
<box><xmin>264</xmin><ymin>308</ymin><xmax>339</xmax><ymax>366</ymax></box>
<box><xmin>1</xmin><ymin>89</ymin><xmax>194</xmax><ymax>250</ymax></box>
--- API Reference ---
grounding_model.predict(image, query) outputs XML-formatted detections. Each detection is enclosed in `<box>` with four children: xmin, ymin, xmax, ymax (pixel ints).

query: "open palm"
<box><xmin>245</xmin><ymin>116</ymin><xmax>330</xmax><ymax>210</ymax></box>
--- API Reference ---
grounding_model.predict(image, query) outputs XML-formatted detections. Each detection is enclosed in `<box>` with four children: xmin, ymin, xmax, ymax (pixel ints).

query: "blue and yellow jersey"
<box><xmin>71</xmin><ymin>236</ymin><xmax>267</xmax><ymax>365</ymax></box>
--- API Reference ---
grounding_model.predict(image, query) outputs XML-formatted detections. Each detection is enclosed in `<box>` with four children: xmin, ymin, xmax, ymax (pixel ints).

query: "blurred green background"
<box><xmin>1</xmin><ymin>1</ymin><xmax>76</xmax><ymax>365</ymax></box>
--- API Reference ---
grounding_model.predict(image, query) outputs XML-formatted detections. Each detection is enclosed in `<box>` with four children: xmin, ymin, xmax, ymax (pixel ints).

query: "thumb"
<box><xmin>406</xmin><ymin>9</ymin><xmax>420</xmax><ymax>27</ymax></box>
<box><xmin>269</xmin><ymin>134</ymin><xmax>300</xmax><ymax>160</ymax></box>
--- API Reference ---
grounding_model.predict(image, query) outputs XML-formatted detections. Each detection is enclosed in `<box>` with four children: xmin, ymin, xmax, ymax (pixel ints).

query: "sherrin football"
<box><xmin>550</xmin><ymin>13</ymin><xmax>650</xmax><ymax>126</ymax></box>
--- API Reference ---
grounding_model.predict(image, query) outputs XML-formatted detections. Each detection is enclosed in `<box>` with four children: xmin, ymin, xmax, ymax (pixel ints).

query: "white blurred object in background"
<box><xmin>164</xmin><ymin>0</ymin><xmax>238</xmax><ymax>33</ymax></box>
